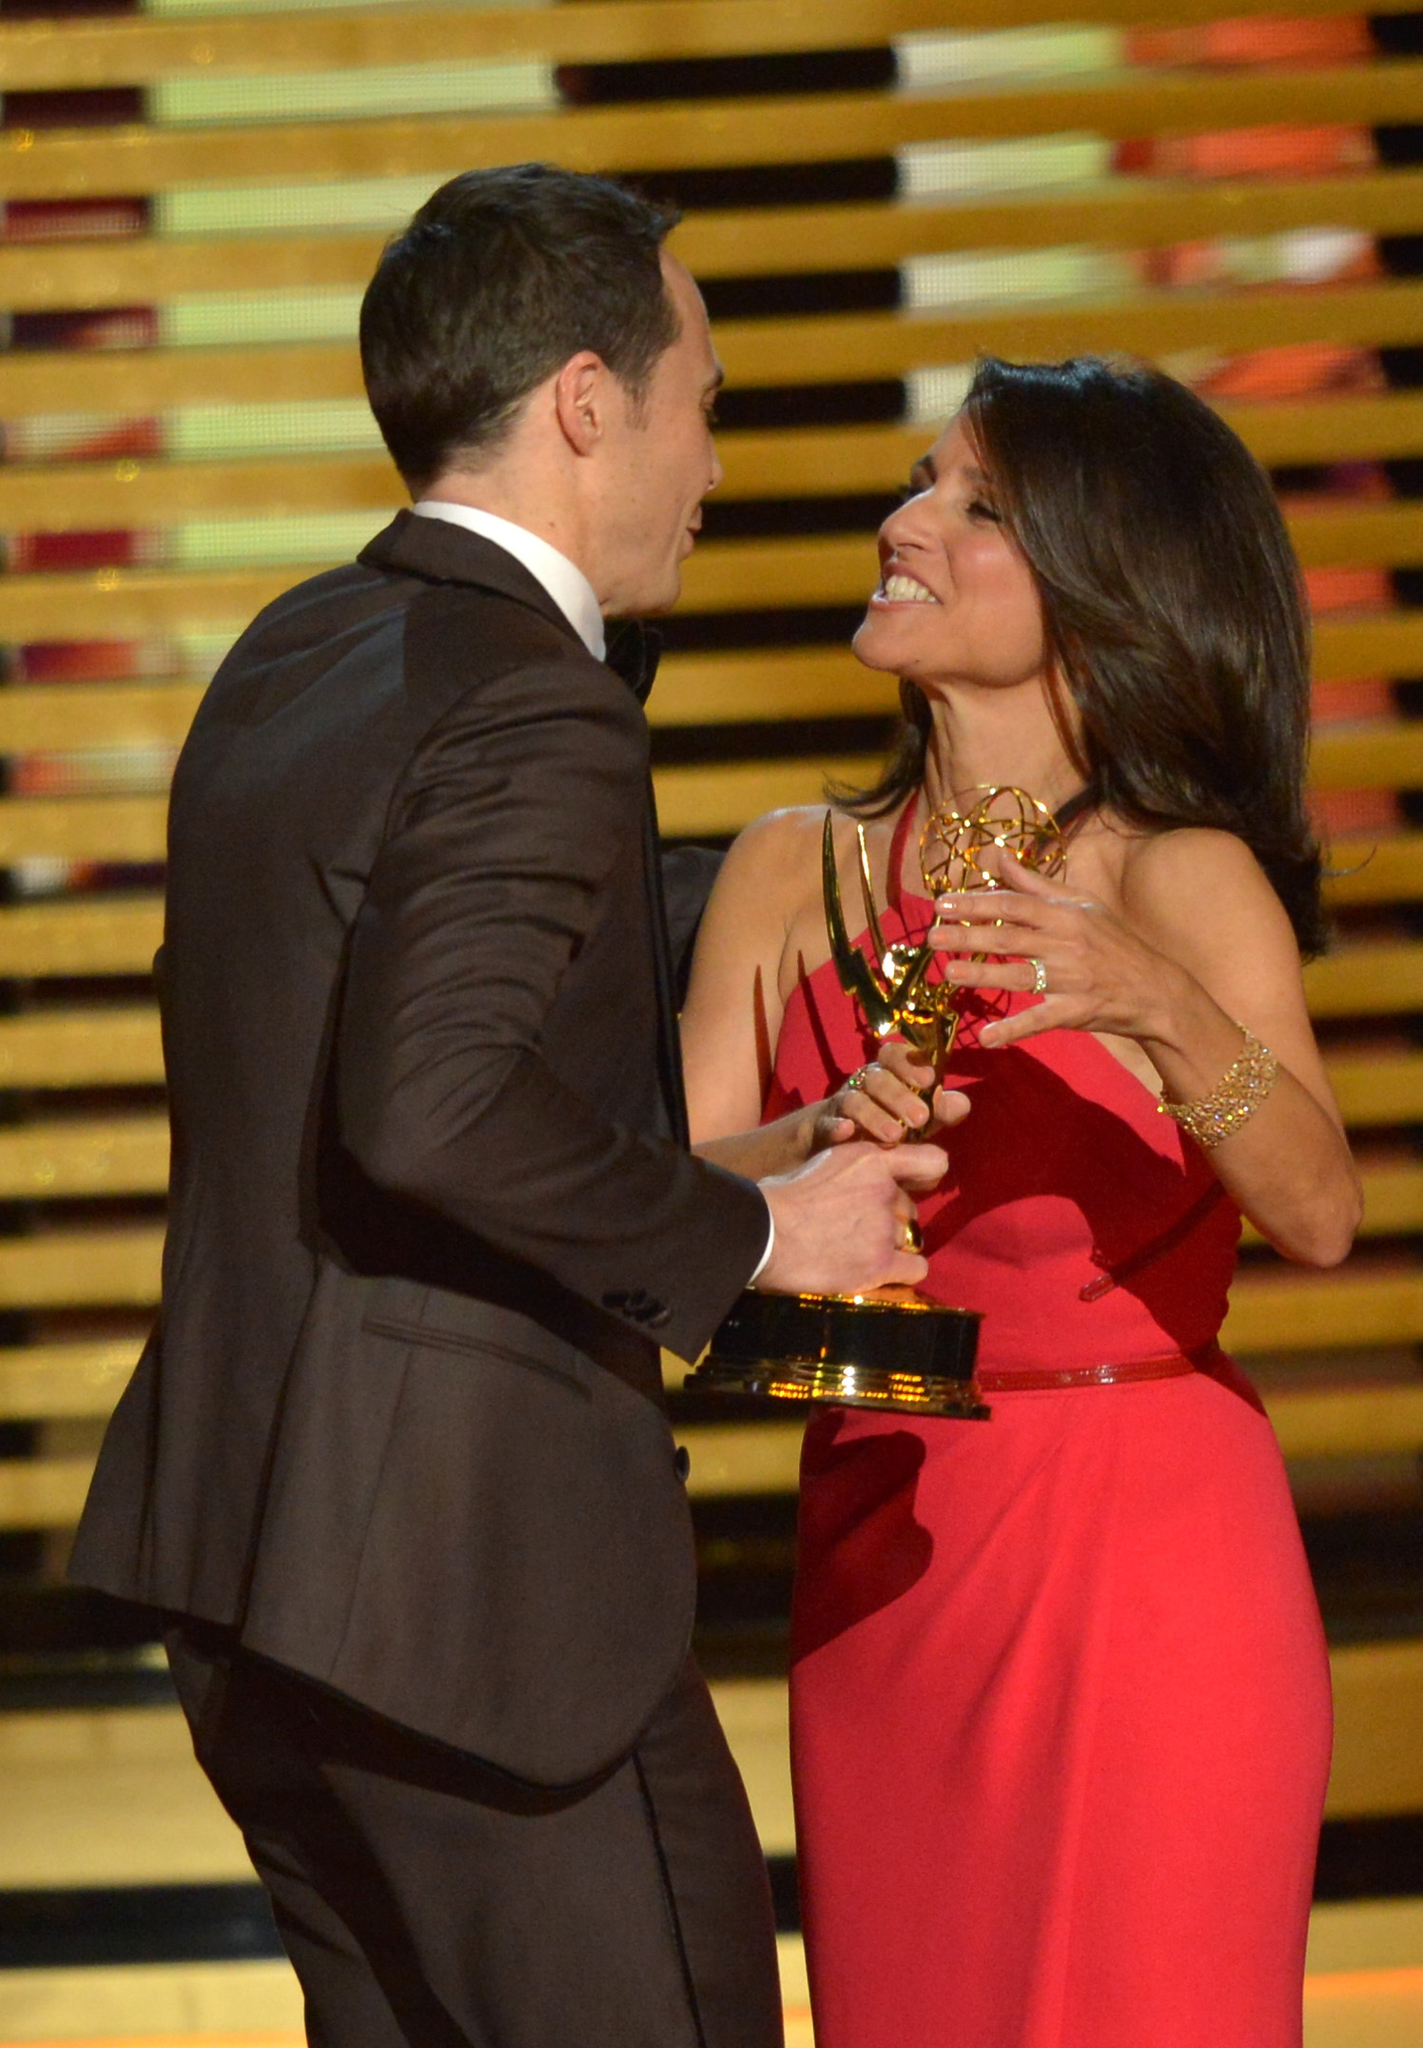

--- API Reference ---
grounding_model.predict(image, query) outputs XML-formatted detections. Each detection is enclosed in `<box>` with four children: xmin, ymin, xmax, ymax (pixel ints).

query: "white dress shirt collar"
<box><xmin>411</xmin><ymin>500</ymin><xmax>606</xmax><ymax>662</ymax></box>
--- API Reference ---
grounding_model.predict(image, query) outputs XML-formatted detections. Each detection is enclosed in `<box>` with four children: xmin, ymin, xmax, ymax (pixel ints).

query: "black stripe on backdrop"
<box><xmin>1</xmin><ymin>1823</ymin><xmax>1421</xmax><ymax>1970</ymax></box>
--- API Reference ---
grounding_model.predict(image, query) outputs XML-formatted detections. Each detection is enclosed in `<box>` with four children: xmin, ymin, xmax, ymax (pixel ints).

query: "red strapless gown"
<box><xmin>772</xmin><ymin>817</ymin><xmax>1332</xmax><ymax>2048</ymax></box>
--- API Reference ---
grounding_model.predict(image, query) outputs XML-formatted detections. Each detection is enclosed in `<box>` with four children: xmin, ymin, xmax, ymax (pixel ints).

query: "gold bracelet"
<box><xmin>1159</xmin><ymin>1024</ymin><xmax>1279</xmax><ymax>1150</ymax></box>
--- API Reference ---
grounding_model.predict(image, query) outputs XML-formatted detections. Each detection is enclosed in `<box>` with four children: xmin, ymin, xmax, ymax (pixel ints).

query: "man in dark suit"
<box><xmin>71</xmin><ymin>165</ymin><xmax>942</xmax><ymax>2047</ymax></box>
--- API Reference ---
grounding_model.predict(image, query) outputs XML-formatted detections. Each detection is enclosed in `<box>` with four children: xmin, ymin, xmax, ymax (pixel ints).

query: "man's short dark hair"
<box><xmin>360</xmin><ymin>163</ymin><xmax>681</xmax><ymax>494</ymax></box>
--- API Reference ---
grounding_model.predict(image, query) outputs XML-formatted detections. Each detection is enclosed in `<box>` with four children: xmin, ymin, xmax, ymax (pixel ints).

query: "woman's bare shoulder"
<box><xmin>1120</xmin><ymin>823</ymin><xmax>1269</xmax><ymax>895</ymax></box>
<box><xmin>1117</xmin><ymin>824</ymin><xmax>1292</xmax><ymax>956</ymax></box>
<box><xmin>734</xmin><ymin>802</ymin><xmax>830</xmax><ymax>850</ymax></box>
<box><xmin>719</xmin><ymin>803</ymin><xmax>830</xmax><ymax>888</ymax></box>
<box><xmin>696</xmin><ymin>804</ymin><xmax>827</xmax><ymax>938</ymax></box>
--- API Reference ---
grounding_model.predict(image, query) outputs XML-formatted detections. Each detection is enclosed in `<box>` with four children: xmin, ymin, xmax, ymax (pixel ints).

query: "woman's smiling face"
<box><xmin>853</xmin><ymin>414</ymin><xmax>1048</xmax><ymax>696</ymax></box>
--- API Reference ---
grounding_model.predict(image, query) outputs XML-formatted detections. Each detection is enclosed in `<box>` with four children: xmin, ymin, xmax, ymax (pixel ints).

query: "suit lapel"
<box><xmin>604</xmin><ymin>625</ymin><xmax>691</xmax><ymax>1150</ymax></box>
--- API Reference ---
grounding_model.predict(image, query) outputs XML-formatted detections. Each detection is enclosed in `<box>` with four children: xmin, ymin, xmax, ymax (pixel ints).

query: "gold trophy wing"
<box><xmin>821</xmin><ymin>810</ymin><xmax>939</xmax><ymax>1043</ymax></box>
<box><xmin>821</xmin><ymin>810</ymin><xmax>898</xmax><ymax>1036</ymax></box>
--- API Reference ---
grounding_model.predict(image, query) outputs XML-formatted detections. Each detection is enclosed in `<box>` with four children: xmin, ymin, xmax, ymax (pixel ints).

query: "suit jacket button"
<box><xmin>673</xmin><ymin>1446</ymin><xmax>691</xmax><ymax>1483</ymax></box>
<box><xmin>647</xmin><ymin>1303</ymin><xmax>672</xmax><ymax>1330</ymax></box>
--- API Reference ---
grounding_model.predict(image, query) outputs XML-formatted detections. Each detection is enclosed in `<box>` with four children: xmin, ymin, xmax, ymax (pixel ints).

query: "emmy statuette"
<box><xmin>688</xmin><ymin>788</ymin><xmax>1072</xmax><ymax>1419</ymax></box>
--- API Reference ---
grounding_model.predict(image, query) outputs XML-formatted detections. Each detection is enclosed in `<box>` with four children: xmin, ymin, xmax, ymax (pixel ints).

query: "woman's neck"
<box><xmin>921</xmin><ymin>679</ymin><xmax>1083</xmax><ymax>818</ymax></box>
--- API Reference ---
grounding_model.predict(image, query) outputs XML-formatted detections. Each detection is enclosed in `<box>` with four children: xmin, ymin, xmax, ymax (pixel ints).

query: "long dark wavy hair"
<box><xmin>841</xmin><ymin>355</ymin><xmax>1326</xmax><ymax>956</ymax></box>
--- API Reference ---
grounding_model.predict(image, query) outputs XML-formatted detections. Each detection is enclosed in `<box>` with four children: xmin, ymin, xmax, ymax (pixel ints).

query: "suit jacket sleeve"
<box><xmin>659</xmin><ymin>844</ymin><xmax>724</xmax><ymax>1008</ymax></box>
<box><xmin>334</xmin><ymin>651</ymin><xmax>769</xmax><ymax>1361</ymax></box>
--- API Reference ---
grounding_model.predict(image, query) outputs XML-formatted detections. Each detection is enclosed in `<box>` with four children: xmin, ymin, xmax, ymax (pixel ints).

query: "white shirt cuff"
<box><xmin>748</xmin><ymin>1211</ymin><xmax>775</xmax><ymax>1285</ymax></box>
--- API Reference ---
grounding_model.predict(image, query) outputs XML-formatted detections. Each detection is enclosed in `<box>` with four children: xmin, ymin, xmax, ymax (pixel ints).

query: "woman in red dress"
<box><xmin>680</xmin><ymin>357</ymin><xmax>1361</xmax><ymax>2048</ymax></box>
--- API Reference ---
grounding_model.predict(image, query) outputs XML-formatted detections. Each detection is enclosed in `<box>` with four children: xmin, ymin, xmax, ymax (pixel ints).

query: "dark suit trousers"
<box><xmin>165</xmin><ymin>1621</ymin><xmax>784</xmax><ymax>2048</ymax></box>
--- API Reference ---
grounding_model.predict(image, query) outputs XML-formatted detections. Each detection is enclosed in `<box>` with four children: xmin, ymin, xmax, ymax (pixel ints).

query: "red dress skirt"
<box><xmin>770</xmin><ymin>833</ymin><xmax>1332</xmax><ymax>2048</ymax></box>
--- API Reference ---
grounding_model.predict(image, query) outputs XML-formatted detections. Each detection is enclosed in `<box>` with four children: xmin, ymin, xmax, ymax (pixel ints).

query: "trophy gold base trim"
<box><xmin>689</xmin><ymin>1288</ymin><xmax>989</xmax><ymax>1420</ymax></box>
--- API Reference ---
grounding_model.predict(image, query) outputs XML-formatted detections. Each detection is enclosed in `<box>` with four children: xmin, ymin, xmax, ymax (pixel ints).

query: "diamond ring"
<box><xmin>1028</xmin><ymin>956</ymin><xmax>1049</xmax><ymax>996</ymax></box>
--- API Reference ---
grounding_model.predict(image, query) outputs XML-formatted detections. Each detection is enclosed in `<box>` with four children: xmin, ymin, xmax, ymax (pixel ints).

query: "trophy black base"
<box><xmin>688</xmin><ymin>1288</ymin><xmax>989</xmax><ymax>1420</ymax></box>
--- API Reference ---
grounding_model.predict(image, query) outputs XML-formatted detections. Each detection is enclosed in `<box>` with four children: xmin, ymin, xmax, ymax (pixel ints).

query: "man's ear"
<box><xmin>553</xmin><ymin>351</ymin><xmax>607</xmax><ymax>457</ymax></box>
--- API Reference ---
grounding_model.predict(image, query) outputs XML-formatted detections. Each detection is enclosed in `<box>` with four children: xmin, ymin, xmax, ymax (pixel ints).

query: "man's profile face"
<box><xmin>599</xmin><ymin>254</ymin><xmax>723</xmax><ymax>617</ymax></box>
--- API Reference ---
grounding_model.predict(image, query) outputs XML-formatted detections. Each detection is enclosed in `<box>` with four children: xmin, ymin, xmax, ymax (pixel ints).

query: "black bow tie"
<box><xmin>603</xmin><ymin>621</ymin><xmax>663</xmax><ymax>706</ymax></box>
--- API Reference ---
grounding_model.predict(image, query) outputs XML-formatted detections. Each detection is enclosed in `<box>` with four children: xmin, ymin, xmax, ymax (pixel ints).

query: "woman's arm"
<box><xmin>682</xmin><ymin>807</ymin><xmax>963</xmax><ymax>1176</ymax></box>
<box><xmin>681</xmin><ymin>809</ymin><xmax>814</xmax><ymax>1171</ymax></box>
<box><xmin>930</xmin><ymin>827</ymin><xmax>1362</xmax><ymax>1267</ymax></box>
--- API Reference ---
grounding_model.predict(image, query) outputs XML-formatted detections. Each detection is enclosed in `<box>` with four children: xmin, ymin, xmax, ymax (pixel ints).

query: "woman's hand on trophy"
<box><xmin>928</xmin><ymin>848</ymin><xmax>1181</xmax><ymax>1050</ymax></box>
<box><xmin>812</xmin><ymin>1038</ymin><xmax>971</xmax><ymax>1150</ymax></box>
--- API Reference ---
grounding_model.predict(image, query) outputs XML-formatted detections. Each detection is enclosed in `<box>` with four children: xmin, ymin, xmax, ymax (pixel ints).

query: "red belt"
<box><xmin>977</xmin><ymin>1344</ymin><xmax>1219</xmax><ymax>1394</ymax></box>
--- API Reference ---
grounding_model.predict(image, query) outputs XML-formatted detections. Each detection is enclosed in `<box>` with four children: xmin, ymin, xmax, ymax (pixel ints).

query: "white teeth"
<box><xmin>880</xmin><ymin>573</ymin><xmax>940</xmax><ymax>603</ymax></box>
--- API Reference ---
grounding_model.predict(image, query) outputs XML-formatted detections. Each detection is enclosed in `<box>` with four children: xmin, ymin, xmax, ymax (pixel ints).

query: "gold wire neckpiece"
<box><xmin>919</xmin><ymin>785</ymin><xmax>1071</xmax><ymax>900</ymax></box>
<box><xmin>1159</xmin><ymin>1024</ymin><xmax>1279</xmax><ymax>1149</ymax></box>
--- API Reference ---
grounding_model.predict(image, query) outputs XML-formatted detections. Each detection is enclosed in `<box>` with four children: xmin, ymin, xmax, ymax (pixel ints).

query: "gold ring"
<box><xmin>898</xmin><ymin>1217</ymin><xmax>924</xmax><ymax>1253</ymax></box>
<box><xmin>843</xmin><ymin>1065</ymin><xmax>874</xmax><ymax>1093</ymax></box>
<box><xmin>1028</xmin><ymin>956</ymin><xmax>1049</xmax><ymax>996</ymax></box>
